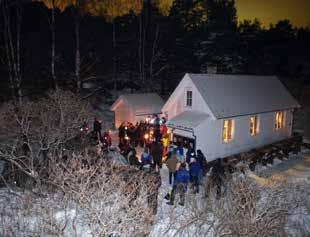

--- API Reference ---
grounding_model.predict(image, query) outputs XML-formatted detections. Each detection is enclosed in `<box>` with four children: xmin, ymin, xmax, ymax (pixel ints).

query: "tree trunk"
<box><xmin>112</xmin><ymin>20</ymin><xmax>117</xmax><ymax>91</ymax></box>
<box><xmin>51</xmin><ymin>1</ymin><xmax>57</xmax><ymax>89</ymax></box>
<box><xmin>16</xmin><ymin>4</ymin><xmax>22</xmax><ymax>104</ymax></box>
<box><xmin>75</xmin><ymin>8</ymin><xmax>81</xmax><ymax>92</ymax></box>
<box><xmin>2</xmin><ymin>3</ymin><xmax>15</xmax><ymax>100</ymax></box>
<box><xmin>150</xmin><ymin>24</ymin><xmax>160</xmax><ymax>90</ymax></box>
<box><xmin>138</xmin><ymin>13</ymin><xmax>143</xmax><ymax>88</ymax></box>
<box><xmin>1</xmin><ymin>0</ymin><xmax>23</xmax><ymax>103</ymax></box>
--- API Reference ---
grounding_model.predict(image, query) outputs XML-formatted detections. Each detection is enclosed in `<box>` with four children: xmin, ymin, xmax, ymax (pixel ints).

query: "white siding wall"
<box><xmin>114</xmin><ymin>103</ymin><xmax>135</xmax><ymax>128</ymax></box>
<box><xmin>194</xmin><ymin>110</ymin><xmax>293</xmax><ymax>161</ymax></box>
<box><xmin>164</xmin><ymin>75</ymin><xmax>214</xmax><ymax>120</ymax></box>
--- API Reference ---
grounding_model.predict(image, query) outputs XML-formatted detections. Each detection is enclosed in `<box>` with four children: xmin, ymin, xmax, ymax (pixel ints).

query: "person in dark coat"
<box><xmin>165</xmin><ymin>151</ymin><xmax>178</xmax><ymax>185</ymax></box>
<box><xmin>197</xmin><ymin>149</ymin><xmax>208</xmax><ymax>176</ymax></box>
<box><xmin>211</xmin><ymin>158</ymin><xmax>225</xmax><ymax>199</ymax></box>
<box><xmin>128</xmin><ymin>149</ymin><xmax>140</xmax><ymax>167</ymax></box>
<box><xmin>153</xmin><ymin>114</ymin><xmax>161</xmax><ymax>142</ymax></box>
<box><xmin>189</xmin><ymin>158</ymin><xmax>201</xmax><ymax>194</ymax></box>
<box><xmin>134</xmin><ymin>122</ymin><xmax>140</xmax><ymax>147</ymax></box>
<box><xmin>93</xmin><ymin>117</ymin><xmax>102</xmax><ymax>139</ymax></box>
<box><xmin>167</xmin><ymin>163</ymin><xmax>190</xmax><ymax>206</ymax></box>
<box><xmin>150</xmin><ymin>141</ymin><xmax>163</xmax><ymax>172</ymax></box>
<box><xmin>118</xmin><ymin>122</ymin><xmax>126</xmax><ymax>144</ymax></box>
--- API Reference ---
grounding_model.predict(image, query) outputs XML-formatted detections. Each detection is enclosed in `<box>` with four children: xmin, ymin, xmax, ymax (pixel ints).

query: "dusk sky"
<box><xmin>235</xmin><ymin>0</ymin><xmax>310</xmax><ymax>27</ymax></box>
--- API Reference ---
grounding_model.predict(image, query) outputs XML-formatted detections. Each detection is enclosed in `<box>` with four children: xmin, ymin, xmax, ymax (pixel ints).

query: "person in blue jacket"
<box><xmin>189</xmin><ymin>158</ymin><xmax>201</xmax><ymax>194</ymax></box>
<box><xmin>167</xmin><ymin>163</ymin><xmax>190</xmax><ymax>206</ymax></box>
<box><xmin>174</xmin><ymin>141</ymin><xmax>184</xmax><ymax>156</ymax></box>
<box><xmin>186</xmin><ymin>143</ymin><xmax>195</xmax><ymax>165</ymax></box>
<box><xmin>140</xmin><ymin>147</ymin><xmax>153</xmax><ymax>172</ymax></box>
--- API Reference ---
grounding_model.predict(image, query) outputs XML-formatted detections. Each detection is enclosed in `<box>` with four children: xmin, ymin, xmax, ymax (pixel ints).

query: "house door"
<box><xmin>172</xmin><ymin>134</ymin><xmax>196</xmax><ymax>151</ymax></box>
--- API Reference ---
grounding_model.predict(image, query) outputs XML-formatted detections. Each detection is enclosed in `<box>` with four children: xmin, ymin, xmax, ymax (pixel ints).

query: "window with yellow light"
<box><xmin>222</xmin><ymin>119</ymin><xmax>234</xmax><ymax>143</ymax></box>
<box><xmin>275</xmin><ymin>111</ymin><xmax>284</xmax><ymax>130</ymax></box>
<box><xmin>250</xmin><ymin>115</ymin><xmax>259</xmax><ymax>136</ymax></box>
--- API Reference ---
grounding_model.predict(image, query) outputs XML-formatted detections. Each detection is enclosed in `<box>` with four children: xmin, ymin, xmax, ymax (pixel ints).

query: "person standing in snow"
<box><xmin>150</xmin><ymin>141</ymin><xmax>163</xmax><ymax>172</ymax></box>
<box><xmin>93</xmin><ymin>117</ymin><xmax>102</xmax><ymax>140</ymax></box>
<box><xmin>175</xmin><ymin>149</ymin><xmax>185</xmax><ymax>164</ymax></box>
<box><xmin>196</xmin><ymin>149</ymin><xmax>208</xmax><ymax>176</ymax></box>
<box><xmin>167</xmin><ymin>141</ymin><xmax>174</xmax><ymax>154</ymax></box>
<box><xmin>161</xmin><ymin>132</ymin><xmax>170</xmax><ymax>158</ymax></box>
<box><xmin>186</xmin><ymin>143</ymin><xmax>195</xmax><ymax>164</ymax></box>
<box><xmin>118</xmin><ymin>122</ymin><xmax>126</xmax><ymax>144</ymax></box>
<box><xmin>167</xmin><ymin>163</ymin><xmax>190</xmax><ymax>206</ymax></box>
<box><xmin>128</xmin><ymin>149</ymin><xmax>140</xmax><ymax>167</ymax></box>
<box><xmin>211</xmin><ymin>158</ymin><xmax>225</xmax><ymax>199</ymax></box>
<box><xmin>165</xmin><ymin>151</ymin><xmax>178</xmax><ymax>185</ymax></box>
<box><xmin>140</xmin><ymin>147</ymin><xmax>153</xmax><ymax>172</ymax></box>
<box><xmin>174</xmin><ymin>141</ymin><xmax>184</xmax><ymax>156</ymax></box>
<box><xmin>189</xmin><ymin>158</ymin><xmax>201</xmax><ymax>194</ymax></box>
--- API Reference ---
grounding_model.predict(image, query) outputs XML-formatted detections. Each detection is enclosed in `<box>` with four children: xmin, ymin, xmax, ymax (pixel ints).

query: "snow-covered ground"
<box><xmin>108</xmin><ymin>130</ymin><xmax>310</xmax><ymax>236</ymax></box>
<box><xmin>1</xmin><ymin>122</ymin><xmax>309</xmax><ymax>236</ymax></box>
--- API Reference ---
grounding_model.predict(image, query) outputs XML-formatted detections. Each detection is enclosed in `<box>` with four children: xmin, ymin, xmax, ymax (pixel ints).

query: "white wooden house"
<box><xmin>162</xmin><ymin>74</ymin><xmax>300</xmax><ymax>161</ymax></box>
<box><xmin>111</xmin><ymin>93</ymin><xmax>164</xmax><ymax>128</ymax></box>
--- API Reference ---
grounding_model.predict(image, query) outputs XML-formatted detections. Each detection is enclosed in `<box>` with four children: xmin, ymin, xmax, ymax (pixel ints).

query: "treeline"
<box><xmin>0</xmin><ymin>0</ymin><xmax>309</xmax><ymax>101</ymax></box>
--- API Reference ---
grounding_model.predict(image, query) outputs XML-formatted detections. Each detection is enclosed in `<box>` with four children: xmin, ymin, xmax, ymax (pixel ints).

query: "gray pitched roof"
<box><xmin>188</xmin><ymin>74</ymin><xmax>300</xmax><ymax>119</ymax></box>
<box><xmin>111</xmin><ymin>93</ymin><xmax>164</xmax><ymax>114</ymax></box>
<box><xmin>167</xmin><ymin>111</ymin><xmax>209</xmax><ymax>130</ymax></box>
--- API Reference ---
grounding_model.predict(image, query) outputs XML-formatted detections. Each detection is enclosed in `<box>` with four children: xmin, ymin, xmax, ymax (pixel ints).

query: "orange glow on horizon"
<box><xmin>235</xmin><ymin>0</ymin><xmax>310</xmax><ymax>28</ymax></box>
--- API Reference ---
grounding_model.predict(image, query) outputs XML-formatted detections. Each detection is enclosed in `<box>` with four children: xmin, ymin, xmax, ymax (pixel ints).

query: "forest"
<box><xmin>0</xmin><ymin>0</ymin><xmax>309</xmax><ymax>102</ymax></box>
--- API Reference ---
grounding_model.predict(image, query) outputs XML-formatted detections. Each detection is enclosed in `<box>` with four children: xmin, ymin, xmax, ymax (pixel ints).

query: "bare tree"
<box><xmin>0</xmin><ymin>153</ymin><xmax>160</xmax><ymax>237</ymax></box>
<box><xmin>1</xmin><ymin>0</ymin><xmax>23</xmax><ymax>103</ymax></box>
<box><xmin>0</xmin><ymin>89</ymin><xmax>91</xmax><ymax>188</ymax></box>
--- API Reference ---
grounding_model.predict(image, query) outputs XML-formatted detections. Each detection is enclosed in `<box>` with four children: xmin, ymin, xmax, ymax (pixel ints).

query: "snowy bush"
<box><xmin>0</xmin><ymin>154</ymin><xmax>160</xmax><ymax>237</ymax></box>
<box><xmin>161</xmin><ymin>173</ymin><xmax>310</xmax><ymax>237</ymax></box>
<box><xmin>0</xmin><ymin>89</ymin><xmax>92</xmax><ymax>187</ymax></box>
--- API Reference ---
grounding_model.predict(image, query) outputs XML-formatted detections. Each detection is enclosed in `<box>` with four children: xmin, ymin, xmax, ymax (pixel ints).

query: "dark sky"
<box><xmin>235</xmin><ymin>0</ymin><xmax>310</xmax><ymax>27</ymax></box>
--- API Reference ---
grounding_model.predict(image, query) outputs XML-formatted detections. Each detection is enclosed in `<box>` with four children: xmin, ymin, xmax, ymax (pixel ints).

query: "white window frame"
<box><xmin>186</xmin><ymin>90</ymin><xmax>193</xmax><ymax>107</ymax></box>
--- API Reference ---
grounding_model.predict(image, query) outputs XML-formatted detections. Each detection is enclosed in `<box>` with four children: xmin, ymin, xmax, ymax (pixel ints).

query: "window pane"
<box><xmin>250</xmin><ymin>116</ymin><xmax>258</xmax><ymax>136</ymax></box>
<box><xmin>223</xmin><ymin>119</ymin><xmax>233</xmax><ymax>142</ymax></box>
<box><xmin>186</xmin><ymin>91</ymin><xmax>192</xmax><ymax>106</ymax></box>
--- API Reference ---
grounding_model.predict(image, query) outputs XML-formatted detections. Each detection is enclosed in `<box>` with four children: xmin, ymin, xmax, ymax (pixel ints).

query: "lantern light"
<box><xmin>144</xmin><ymin>133</ymin><xmax>149</xmax><ymax>140</ymax></box>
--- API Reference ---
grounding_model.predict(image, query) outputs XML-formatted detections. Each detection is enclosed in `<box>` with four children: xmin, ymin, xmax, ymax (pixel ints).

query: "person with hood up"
<box><xmin>167</xmin><ymin>163</ymin><xmax>190</xmax><ymax>206</ymax></box>
<box><xmin>189</xmin><ymin>157</ymin><xmax>201</xmax><ymax>194</ymax></box>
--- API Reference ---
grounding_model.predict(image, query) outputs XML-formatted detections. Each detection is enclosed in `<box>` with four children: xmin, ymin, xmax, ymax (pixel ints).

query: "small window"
<box><xmin>275</xmin><ymin>111</ymin><xmax>284</xmax><ymax>130</ymax></box>
<box><xmin>186</xmin><ymin>91</ymin><xmax>192</xmax><ymax>107</ymax></box>
<box><xmin>250</xmin><ymin>115</ymin><xmax>259</xmax><ymax>136</ymax></box>
<box><xmin>223</xmin><ymin>119</ymin><xmax>234</xmax><ymax>143</ymax></box>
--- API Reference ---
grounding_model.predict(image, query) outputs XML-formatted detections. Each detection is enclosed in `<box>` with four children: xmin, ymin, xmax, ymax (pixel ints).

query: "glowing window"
<box><xmin>222</xmin><ymin>119</ymin><xmax>233</xmax><ymax>143</ymax></box>
<box><xmin>186</xmin><ymin>91</ymin><xmax>192</xmax><ymax>107</ymax></box>
<box><xmin>275</xmin><ymin>111</ymin><xmax>284</xmax><ymax>130</ymax></box>
<box><xmin>250</xmin><ymin>116</ymin><xmax>259</xmax><ymax>136</ymax></box>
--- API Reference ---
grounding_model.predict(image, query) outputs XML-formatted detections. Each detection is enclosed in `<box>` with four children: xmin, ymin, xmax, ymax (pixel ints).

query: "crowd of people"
<box><xmin>82</xmin><ymin>116</ymin><xmax>231</xmax><ymax>207</ymax></box>
<box><xmin>120</xmin><ymin>127</ymin><xmax>228</xmax><ymax>207</ymax></box>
